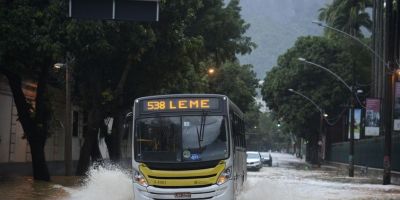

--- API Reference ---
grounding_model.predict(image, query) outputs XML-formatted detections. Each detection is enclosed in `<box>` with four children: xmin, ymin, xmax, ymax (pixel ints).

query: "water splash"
<box><xmin>65</xmin><ymin>164</ymin><xmax>133</xmax><ymax>200</ymax></box>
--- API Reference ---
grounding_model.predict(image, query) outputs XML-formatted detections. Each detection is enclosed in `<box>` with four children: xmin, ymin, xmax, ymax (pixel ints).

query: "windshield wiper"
<box><xmin>196</xmin><ymin>111</ymin><xmax>208</xmax><ymax>150</ymax></box>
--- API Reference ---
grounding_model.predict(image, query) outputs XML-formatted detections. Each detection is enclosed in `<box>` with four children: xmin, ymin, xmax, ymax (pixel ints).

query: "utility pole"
<box><xmin>319</xmin><ymin>112</ymin><xmax>324</xmax><ymax>167</ymax></box>
<box><xmin>383</xmin><ymin>0</ymin><xmax>395</xmax><ymax>185</ymax></box>
<box><xmin>349</xmin><ymin>61</ymin><xmax>356</xmax><ymax>177</ymax></box>
<box><xmin>348</xmin><ymin>94</ymin><xmax>355</xmax><ymax>177</ymax></box>
<box><xmin>55</xmin><ymin>56</ymin><xmax>73</xmax><ymax>176</ymax></box>
<box><xmin>65</xmin><ymin>63</ymin><xmax>72</xmax><ymax>176</ymax></box>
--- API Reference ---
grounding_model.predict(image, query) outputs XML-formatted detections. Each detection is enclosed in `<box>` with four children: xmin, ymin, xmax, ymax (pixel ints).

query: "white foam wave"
<box><xmin>65</xmin><ymin>164</ymin><xmax>133</xmax><ymax>200</ymax></box>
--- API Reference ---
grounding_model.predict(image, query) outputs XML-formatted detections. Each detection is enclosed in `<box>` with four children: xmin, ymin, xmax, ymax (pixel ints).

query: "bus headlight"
<box><xmin>217</xmin><ymin>167</ymin><xmax>232</xmax><ymax>185</ymax></box>
<box><xmin>134</xmin><ymin>170</ymin><xmax>148</xmax><ymax>187</ymax></box>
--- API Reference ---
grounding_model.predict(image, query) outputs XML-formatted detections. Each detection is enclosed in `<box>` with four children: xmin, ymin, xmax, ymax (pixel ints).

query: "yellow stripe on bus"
<box><xmin>139</xmin><ymin>161</ymin><xmax>226</xmax><ymax>187</ymax></box>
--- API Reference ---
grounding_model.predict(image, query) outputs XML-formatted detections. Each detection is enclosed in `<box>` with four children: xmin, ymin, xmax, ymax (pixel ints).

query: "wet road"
<box><xmin>239</xmin><ymin>153</ymin><xmax>400</xmax><ymax>200</ymax></box>
<box><xmin>2</xmin><ymin>153</ymin><xmax>400</xmax><ymax>199</ymax></box>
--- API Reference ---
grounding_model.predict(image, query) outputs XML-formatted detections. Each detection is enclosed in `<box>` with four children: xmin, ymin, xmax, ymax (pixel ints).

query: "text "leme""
<box><xmin>146</xmin><ymin>99</ymin><xmax>210</xmax><ymax>110</ymax></box>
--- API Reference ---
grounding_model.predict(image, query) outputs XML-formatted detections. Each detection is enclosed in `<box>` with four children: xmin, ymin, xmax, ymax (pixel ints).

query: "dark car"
<box><xmin>260</xmin><ymin>152</ymin><xmax>272</xmax><ymax>167</ymax></box>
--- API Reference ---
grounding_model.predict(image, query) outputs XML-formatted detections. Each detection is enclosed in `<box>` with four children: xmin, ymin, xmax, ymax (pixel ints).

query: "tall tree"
<box><xmin>319</xmin><ymin>0</ymin><xmax>373</xmax><ymax>37</ymax></box>
<box><xmin>0</xmin><ymin>0</ymin><xmax>66</xmax><ymax>180</ymax></box>
<box><xmin>209</xmin><ymin>62</ymin><xmax>258</xmax><ymax>112</ymax></box>
<box><xmin>66</xmin><ymin>21</ymin><xmax>156</xmax><ymax>174</ymax></box>
<box><xmin>261</xmin><ymin>36</ymin><xmax>355</xmax><ymax>163</ymax></box>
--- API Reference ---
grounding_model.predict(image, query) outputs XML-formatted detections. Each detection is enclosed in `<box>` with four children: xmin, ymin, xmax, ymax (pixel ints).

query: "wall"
<box><xmin>327</xmin><ymin>135</ymin><xmax>400</xmax><ymax>171</ymax></box>
<box><xmin>0</xmin><ymin>76</ymin><xmax>82</xmax><ymax>164</ymax></box>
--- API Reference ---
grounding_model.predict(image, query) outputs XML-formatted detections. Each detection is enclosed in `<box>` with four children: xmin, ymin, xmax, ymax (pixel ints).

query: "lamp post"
<box><xmin>297</xmin><ymin>57</ymin><xmax>356</xmax><ymax>176</ymax></box>
<box><xmin>288</xmin><ymin>88</ymin><xmax>328</xmax><ymax>165</ymax></box>
<box><xmin>54</xmin><ymin>62</ymin><xmax>72</xmax><ymax>176</ymax></box>
<box><xmin>312</xmin><ymin>21</ymin><xmax>387</xmax><ymax>66</ymax></box>
<box><xmin>312</xmin><ymin>21</ymin><xmax>395</xmax><ymax>183</ymax></box>
<box><xmin>207</xmin><ymin>68</ymin><xmax>215</xmax><ymax>75</ymax></box>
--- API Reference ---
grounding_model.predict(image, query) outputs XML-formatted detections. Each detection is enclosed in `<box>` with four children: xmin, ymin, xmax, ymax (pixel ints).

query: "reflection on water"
<box><xmin>0</xmin><ymin>176</ymin><xmax>76</xmax><ymax>200</ymax></box>
<box><xmin>0</xmin><ymin>164</ymin><xmax>133</xmax><ymax>200</ymax></box>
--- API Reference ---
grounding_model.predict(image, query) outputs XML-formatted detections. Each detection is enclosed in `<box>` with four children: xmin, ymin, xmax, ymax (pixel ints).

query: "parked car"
<box><xmin>260</xmin><ymin>152</ymin><xmax>272</xmax><ymax>167</ymax></box>
<box><xmin>246</xmin><ymin>151</ymin><xmax>263</xmax><ymax>171</ymax></box>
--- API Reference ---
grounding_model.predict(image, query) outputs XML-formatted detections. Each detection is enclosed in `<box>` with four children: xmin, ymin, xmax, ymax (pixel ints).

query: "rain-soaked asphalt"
<box><xmin>2</xmin><ymin>153</ymin><xmax>400</xmax><ymax>200</ymax></box>
<box><xmin>239</xmin><ymin>153</ymin><xmax>400</xmax><ymax>200</ymax></box>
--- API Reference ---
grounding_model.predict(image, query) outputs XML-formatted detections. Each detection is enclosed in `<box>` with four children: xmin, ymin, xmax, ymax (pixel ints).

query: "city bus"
<box><xmin>131</xmin><ymin>94</ymin><xmax>246</xmax><ymax>200</ymax></box>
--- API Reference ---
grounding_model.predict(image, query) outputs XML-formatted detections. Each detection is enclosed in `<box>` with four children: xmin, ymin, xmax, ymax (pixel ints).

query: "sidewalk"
<box><xmin>320</xmin><ymin>161</ymin><xmax>400</xmax><ymax>185</ymax></box>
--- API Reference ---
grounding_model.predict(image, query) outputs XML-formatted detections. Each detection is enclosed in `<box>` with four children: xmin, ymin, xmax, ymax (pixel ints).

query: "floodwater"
<box><xmin>0</xmin><ymin>164</ymin><xmax>133</xmax><ymax>200</ymax></box>
<box><xmin>2</xmin><ymin>154</ymin><xmax>400</xmax><ymax>200</ymax></box>
<box><xmin>0</xmin><ymin>176</ymin><xmax>75</xmax><ymax>200</ymax></box>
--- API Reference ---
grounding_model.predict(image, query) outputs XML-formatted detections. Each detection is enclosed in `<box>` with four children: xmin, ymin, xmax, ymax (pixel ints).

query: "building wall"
<box><xmin>0</xmin><ymin>76</ymin><xmax>82</xmax><ymax>164</ymax></box>
<box><xmin>0</xmin><ymin>89</ymin><xmax>12</xmax><ymax>162</ymax></box>
<box><xmin>327</xmin><ymin>135</ymin><xmax>400</xmax><ymax>171</ymax></box>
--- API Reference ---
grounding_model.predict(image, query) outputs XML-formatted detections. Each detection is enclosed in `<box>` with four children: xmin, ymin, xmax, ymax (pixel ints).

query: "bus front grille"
<box><xmin>148</xmin><ymin>174</ymin><xmax>217</xmax><ymax>179</ymax></box>
<box><xmin>152</xmin><ymin>184</ymin><xmax>213</xmax><ymax>189</ymax></box>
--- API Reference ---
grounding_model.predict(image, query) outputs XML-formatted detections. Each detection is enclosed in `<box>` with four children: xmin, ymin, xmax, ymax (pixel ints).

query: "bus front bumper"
<box><xmin>133</xmin><ymin>180</ymin><xmax>234</xmax><ymax>200</ymax></box>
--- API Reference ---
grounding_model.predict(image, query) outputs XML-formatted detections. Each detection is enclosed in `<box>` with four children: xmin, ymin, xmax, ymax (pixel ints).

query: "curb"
<box><xmin>322</xmin><ymin>161</ymin><xmax>400</xmax><ymax>185</ymax></box>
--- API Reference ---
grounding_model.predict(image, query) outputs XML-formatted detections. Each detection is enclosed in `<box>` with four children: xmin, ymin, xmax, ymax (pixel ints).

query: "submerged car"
<box><xmin>246</xmin><ymin>151</ymin><xmax>263</xmax><ymax>171</ymax></box>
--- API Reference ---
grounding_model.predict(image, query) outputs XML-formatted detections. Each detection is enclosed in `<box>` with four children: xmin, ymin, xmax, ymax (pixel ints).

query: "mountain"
<box><xmin>237</xmin><ymin>0</ymin><xmax>329</xmax><ymax>79</ymax></box>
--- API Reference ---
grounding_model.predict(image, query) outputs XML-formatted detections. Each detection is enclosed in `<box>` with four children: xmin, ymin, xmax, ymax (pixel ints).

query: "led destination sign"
<box><xmin>142</xmin><ymin>98</ymin><xmax>220</xmax><ymax>112</ymax></box>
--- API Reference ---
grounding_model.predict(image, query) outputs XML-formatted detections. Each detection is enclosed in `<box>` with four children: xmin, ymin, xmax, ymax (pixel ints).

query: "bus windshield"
<box><xmin>135</xmin><ymin>115</ymin><xmax>228</xmax><ymax>163</ymax></box>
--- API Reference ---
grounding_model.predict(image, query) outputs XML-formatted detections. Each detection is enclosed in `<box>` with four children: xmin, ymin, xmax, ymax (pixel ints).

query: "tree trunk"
<box><xmin>76</xmin><ymin>109</ymin><xmax>103</xmax><ymax>175</ymax></box>
<box><xmin>30</xmin><ymin>136</ymin><xmax>50</xmax><ymax>180</ymax></box>
<box><xmin>106</xmin><ymin>60</ymin><xmax>133</xmax><ymax>161</ymax></box>
<box><xmin>306</xmin><ymin>133</ymin><xmax>319</xmax><ymax>165</ymax></box>
<box><xmin>108</xmin><ymin>113</ymin><xmax>124</xmax><ymax>161</ymax></box>
<box><xmin>76</xmin><ymin>128</ymin><xmax>102</xmax><ymax>175</ymax></box>
<box><xmin>0</xmin><ymin>66</ymin><xmax>50</xmax><ymax>181</ymax></box>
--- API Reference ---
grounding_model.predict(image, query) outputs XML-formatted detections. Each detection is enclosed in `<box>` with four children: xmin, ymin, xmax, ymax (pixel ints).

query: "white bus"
<box><xmin>131</xmin><ymin>94</ymin><xmax>247</xmax><ymax>200</ymax></box>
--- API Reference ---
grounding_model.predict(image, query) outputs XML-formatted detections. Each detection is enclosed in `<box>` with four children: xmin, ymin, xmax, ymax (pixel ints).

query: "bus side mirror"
<box><xmin>124</xmin><ymin>112</ymin><xmax>133</xmax><ymax>129</ymax></box>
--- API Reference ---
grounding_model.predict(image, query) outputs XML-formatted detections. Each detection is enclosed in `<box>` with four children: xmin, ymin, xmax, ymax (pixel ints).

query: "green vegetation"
<box><xmin>261</xmin><ymin>0</ymin><xmax>373</xmax><ymax>163</ymax></box>
<box><xmin>0</xmin><ymin>0</ymin><xmax>256</xmax><ymax>179</ymax></box>
<box><xmin>319</xmin><ymin>0</ymin><xmax>372</xmax><ymax>37</ymax></box>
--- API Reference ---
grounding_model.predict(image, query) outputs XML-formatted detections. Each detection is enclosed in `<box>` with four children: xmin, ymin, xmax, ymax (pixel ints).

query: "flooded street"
<box><xmin>0</xmin><ymin>176</ymin><xmax>74</xmax><ymax>200</ymax></box>
<box><xmin>0</xmin><ymin>165</ymin><xmax>133</xmax><ymax>200</ymax></box>
<box><xmin>239</xmin><ymin>153</ymin><xmax>400</xmax><ymax>200</ymax></box>
<box><xmin>2</xmin><ymin>154</ymin><xmax>400</xmax><ymax>200</ymax></box>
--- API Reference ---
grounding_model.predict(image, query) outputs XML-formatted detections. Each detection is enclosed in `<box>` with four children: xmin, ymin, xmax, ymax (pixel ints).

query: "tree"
<box><xmin>209</xmin><ymin>62</ymin><xmax>258</xmax><ymax>112</ymax></box>
<box><xmin>69</xmin><ymin>0</ymin><xmax>257</xmax><ymax>174</ymax></box>
<box><xmin>65</xmin><ymin>20</ymin><xmax>156</xmax><ymax>174</ymax></box>
<box><xmin>0</xmin><ymin>0</ymin><xmax>67</xmax><ymax>181</ymax></box>
<box><xmin>257</xmin><ymin>112</ymin><xmax>291</xmax><ymax>151</ymax></box>
<box><xmin>0</xmin><ymin>0</ymin><xmax>257</xmax><ymax>177</ymax></box>
<box><xmin>261</xmin><ymin>36</ymin><xmax>356</xmax><ymax>163</ymax></box>
<box><xmin>319</xmin><ymin>0</ymin><xmax>372</xmax><ymax>37</ymax></box>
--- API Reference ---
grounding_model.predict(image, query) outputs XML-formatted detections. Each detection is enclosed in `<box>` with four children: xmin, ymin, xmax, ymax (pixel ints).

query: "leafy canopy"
<box><xmin>261</xmin><ymin>36</ymin><xmax>355</xmax><ymax>139</ymax></box>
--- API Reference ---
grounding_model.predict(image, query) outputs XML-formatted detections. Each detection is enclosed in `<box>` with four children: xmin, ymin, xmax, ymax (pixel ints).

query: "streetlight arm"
<box><xmin>288</xmin><ymin>88</ymin><xmax>324</xmax><ymax>115</ymax></box>
<box><xmin>312</xmin><ymin>21</ymin><xmax>387</xmax><ymax>66</ymax></box>
<box><xmin>298</xmin><ymin>58</ymin><xmax>353</xmax><ymax>92</ymax></box>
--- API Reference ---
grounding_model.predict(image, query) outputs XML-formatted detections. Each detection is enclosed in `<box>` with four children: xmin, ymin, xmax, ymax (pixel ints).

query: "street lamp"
<box><xmin>288</xmin><ymin>88</ymin><xmax>328</xmax><ymax>166</ymax></box>
<box><xmin>297</xmin><ymin>57</ymin><xmax>357</xmax><ymax>177</ymax></box>
<box><xmin>54</xmin><ymin>62</ymin><xmax>72</xmax><ymax>176</ymax></box>
<box><xmin>312</xmin><ymin>21</ymin><xmax>387</xmax><ymax>66</ymax></box>
<box><xmin>312</xmin><ymin>21</ymin><xmax>395</xmax><ymax>184</ymax></box>
<box><xmin>288</xmin><ymin>88</ymin><xmax>328</xmax><ymax>116</ymax></box>
<box><xmin>207</xmin><ymin>68</ymin><xmax>215</xmax><ymax>75</ymax></box>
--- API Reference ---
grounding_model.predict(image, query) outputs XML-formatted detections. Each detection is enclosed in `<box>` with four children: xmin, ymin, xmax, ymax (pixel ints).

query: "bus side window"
<box><xmin>240</xmin><ymin>118</ymin><xmax>246</xmax><ymax>148</ymax></box>
<box><xmin>236</xmin><ymin>115</ymin><xmax>241</xmax><ymax>147</ymax></box>
<box><xmin>231</xmin><ymin>112</ymin><xmax>238</xmax><ymax>147</ymax></box>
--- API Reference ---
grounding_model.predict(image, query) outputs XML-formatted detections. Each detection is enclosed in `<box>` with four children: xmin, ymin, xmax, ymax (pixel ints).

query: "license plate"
<box><xmin>175</xmin><ymin>192</ymin><xmax>191</xmax><ymax>198</ymax></box>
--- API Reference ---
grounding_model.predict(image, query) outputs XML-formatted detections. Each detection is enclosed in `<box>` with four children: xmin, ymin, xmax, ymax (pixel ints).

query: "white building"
<box><xmin>0</xmin><ymin>76</ymin><xmax>83</xmax><ymax>175</ymax></box>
